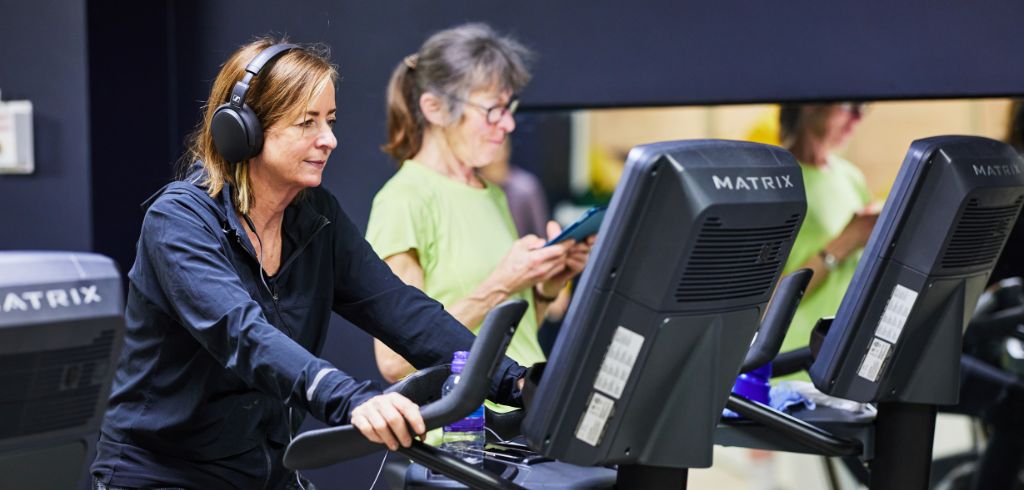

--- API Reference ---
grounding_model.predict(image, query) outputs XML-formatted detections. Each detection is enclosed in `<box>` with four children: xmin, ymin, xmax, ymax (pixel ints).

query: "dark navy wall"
<box><xmin>0</xmin><ymin>0</ymin><xmax>92</xmax><ymax>252</ymax></box>
<box><xmin>520</xmin><ymin>1</ymin><xmax>1024</xmax><ymax>108</ymax></box>
<box><xmin>88</xmin><ymin>0</ymin><xmax>179</xmax><ymax>279</ymax></box>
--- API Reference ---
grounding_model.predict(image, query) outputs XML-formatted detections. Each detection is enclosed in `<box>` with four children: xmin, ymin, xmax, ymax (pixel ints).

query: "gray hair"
<box><xmin>383</xmin><ymin>23</ymin><xmax>533</xmax><ymax>161</ymax></box>
<box><xmin>417</xmin><ymin>23</ymin><xmax>531</xmax><ymax>121</ymax></box>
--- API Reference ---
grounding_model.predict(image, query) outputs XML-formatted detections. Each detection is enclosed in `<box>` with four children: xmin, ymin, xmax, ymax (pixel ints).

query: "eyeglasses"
<box><xmin>839</xmin><ymin>102</ymin><xmax>869</xmax><ymax>118</ymax></box>
<box><xmin>451</xmin><ymin>95</ymin><xmax>520</xmax><ymax>125</ymax></box>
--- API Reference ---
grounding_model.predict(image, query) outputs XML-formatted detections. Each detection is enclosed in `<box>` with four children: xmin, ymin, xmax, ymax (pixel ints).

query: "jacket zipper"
<box><xmin>267</xmin><ymin>217</ymin><xmax>330</xmax><ymax>339</ymax></box>
<box><xmin>233</xmin><ymin>217</ymin><xmax>330</xmax><ymax>337</ymax></box>
<box><xmin>234</xmin><ymin>234</ymin><xmax>283</xmax><ymax>324</ymax></box>
<box><xmin>276</xmin><ymin>216</ymin><xmax>331</xmax><ymax>277</ymax></box>
<box><xmin>234</xmin><ymin>231</ymin><xmax>286</xmax><ymax>490</ymax></box>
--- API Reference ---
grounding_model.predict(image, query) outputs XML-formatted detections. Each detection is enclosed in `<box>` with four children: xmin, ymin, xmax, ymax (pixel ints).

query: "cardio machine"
<box><xmin>284</xmin><ymin>139</ymin><xmax>811</xmax><ymax>488</ymax></box>
<box><xmin>929</xmin><ymin>277</ymin><xmax>1024</xmax><ymax>490</ymax></box>
<box><xmin>716</xmin><ymin>135</ymin><xmax>1024</xmax><ymax>489</ymax></box>
<box><xmin>0</xmin><ymin>252</ymin><xmax>125</xmax><ymax>489</ymax></box>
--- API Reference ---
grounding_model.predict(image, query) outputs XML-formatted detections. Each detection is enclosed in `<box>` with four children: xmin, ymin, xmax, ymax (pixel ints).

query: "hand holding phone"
<box><xmin>544</xmin><ymin>205</ymin><xmax>607</xmax><ymax>247</ymax></box>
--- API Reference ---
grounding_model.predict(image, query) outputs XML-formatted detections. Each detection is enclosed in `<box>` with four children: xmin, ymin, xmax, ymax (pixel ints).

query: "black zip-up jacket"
<box><xmin>92</xmin><ymin>166</ymin><xmax>524</xmax><ymax>488</ymax></box>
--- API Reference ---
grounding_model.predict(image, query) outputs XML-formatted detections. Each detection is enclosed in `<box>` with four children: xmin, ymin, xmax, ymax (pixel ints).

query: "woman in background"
<box><xmin>778</xmin><ymin>102</ymin><xmax>879</xmax><ymax>357</ymax></box>
<box><xmin>367</xmin><ymin>23</ymin><xmax>593</xmax><ymax>383</ymax></box>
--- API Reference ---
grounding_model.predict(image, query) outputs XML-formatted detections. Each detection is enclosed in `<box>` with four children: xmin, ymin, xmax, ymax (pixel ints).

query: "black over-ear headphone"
<box><xmin>211</xmin><ymin>43</ymin><xmax>300</xmax><ymax>163</ymax></box>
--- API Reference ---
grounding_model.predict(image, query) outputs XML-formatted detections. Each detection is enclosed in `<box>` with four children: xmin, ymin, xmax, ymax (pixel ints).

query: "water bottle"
<box><xmin>723</xmin><ymin>362</ymin><xmax>772</xmax><ymax>418</ymax></box>
<box><xmin>441</xmin><ymin>351</ymin><xmax>485</xmax><ymax>465</ymax></box>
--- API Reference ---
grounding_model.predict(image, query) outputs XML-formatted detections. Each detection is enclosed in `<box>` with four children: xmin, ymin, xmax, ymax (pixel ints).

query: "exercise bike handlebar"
<box><xmin>969</xmin><ymin>304</ymin><xmax>1024</xmax><ymax>339</ymax></box>
<box><xmin>741</xmin><ymin>269</ymin><xmax>813</xmax><ymax>373</ymax></box>
<box><xmin>283</xmin><ymin>299</ymin><xmax>527</xmax><ymax>470</ymax></box>
<box><xmin>725</xmin><ymin>393</ymin><xmax>863</xmax><ymax>457</ymax></box>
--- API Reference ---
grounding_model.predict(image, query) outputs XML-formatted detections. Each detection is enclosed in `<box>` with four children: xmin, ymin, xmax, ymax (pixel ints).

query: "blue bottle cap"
<box><xmin>451</xmin><ymin>351</ymin><xmax>469</xmax><ymax>374</ymax></box>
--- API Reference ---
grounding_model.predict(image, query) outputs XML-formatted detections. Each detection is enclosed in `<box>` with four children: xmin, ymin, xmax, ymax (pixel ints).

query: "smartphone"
<box><xmin>545</xmin><ymin>205</ymin><xmax>607</xmax><ymax>246</ymax></box>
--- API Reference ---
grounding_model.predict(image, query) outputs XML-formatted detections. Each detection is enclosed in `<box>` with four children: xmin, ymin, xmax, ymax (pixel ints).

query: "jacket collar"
<box><xmin>141</xmin><ymin>162</ymin><xmax>330</xmax><ymax>245</ymax></box>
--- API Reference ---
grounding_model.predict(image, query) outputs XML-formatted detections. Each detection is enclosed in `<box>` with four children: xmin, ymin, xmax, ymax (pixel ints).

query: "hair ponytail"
<box><xmin>382</xmin><ymin>59</ymin><xmax>423</xmax><ymax>163</ymax></box>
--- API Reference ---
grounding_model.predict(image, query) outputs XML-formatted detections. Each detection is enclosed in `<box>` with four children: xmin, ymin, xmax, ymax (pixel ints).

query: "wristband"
<box><xmin>819</xmin><ymin>249</ymin><xmax>839</xmax><ymax>271</ymax></box>
<box><xmin>534</xmin><ymin>285</ymin><xmax>560</xmax><ymax>303</ymax></box>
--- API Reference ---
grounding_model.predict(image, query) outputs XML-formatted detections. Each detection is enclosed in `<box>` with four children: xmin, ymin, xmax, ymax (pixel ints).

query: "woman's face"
<box><xmin>444</xmin><ymin>88</ymin><xmax>516</xmax><ymax>169</ymax></box>
<box><xmin>253</xmin><ymin>83</ymin><xmax>338</xmax><ymax>191</ymax></box>
<box><xmin>819</xmin><ymin>103</ymin><xmax>865</xmax><ymax>150</ymax></box>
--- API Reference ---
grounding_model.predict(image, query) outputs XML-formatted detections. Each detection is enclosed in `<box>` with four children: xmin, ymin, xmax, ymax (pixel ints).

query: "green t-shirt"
<box><xmin>781</xmin><ymin>156</ymin><xmax>871</xmax><ymax>359</ymax></box>
<box><xmin>366</xmin><ymin>160</ymin><xmax>546</xmax><ymax>369</ymax></box>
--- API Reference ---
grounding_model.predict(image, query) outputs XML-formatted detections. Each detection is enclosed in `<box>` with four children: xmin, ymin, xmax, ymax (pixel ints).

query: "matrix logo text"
<box><xmin>2</xmin><ymin>286</ymin><xmax>102</xmax><ymax>313</ymax></box>
<box><xmin>712</xmin><ymin>175</ymin><xmax>794</xmax><ymax>191</ymax></box>
<box><xmin>972</xmin><ymin>164</ymin><xmax>1022</xmax><ymax>177</ymax></box>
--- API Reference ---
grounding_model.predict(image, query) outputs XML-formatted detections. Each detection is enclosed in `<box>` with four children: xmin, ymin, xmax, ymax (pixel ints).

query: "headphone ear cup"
<box><xmin>211</xmin><ymin>43</ymin><xmax>299</xmax><ymax>164</ymax></box>
<box><xmin>212</xmin><ymin>104</ymin><xmax>252</xmax><ymax>164</ymax></box>
<box><xmin>238</xmin><ymin>105</ymin><xmax>264</xmax><ymax>158</ymax></box>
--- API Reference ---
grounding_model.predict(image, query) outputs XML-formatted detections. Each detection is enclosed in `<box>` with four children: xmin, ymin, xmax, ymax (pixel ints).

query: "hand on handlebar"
<box><xmin>350</xmin><ymin>392</ymin><xmax>426</xmax><ymax>451</ymax></box>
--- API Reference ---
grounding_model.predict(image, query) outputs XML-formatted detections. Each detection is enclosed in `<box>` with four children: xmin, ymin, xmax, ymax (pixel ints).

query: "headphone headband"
<box><xmin>244</xmin><ymin>43</ymin><xmax>299</xmax><ymax>78</ymax></box>
<box><xmin>228</xmin><ymin>43</ymin><xmax>300</xmax><ymax>108</ymax></box>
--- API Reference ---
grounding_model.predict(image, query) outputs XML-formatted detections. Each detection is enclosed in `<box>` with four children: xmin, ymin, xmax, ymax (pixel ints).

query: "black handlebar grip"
<box><xmin>741</xmin><ymin>269</ymin><xmax>813</xmax><ymax>373</ymax></box>
<box><xmin>284</xmin><ymin>300</ymin><xmax>527</xmax><ymax>470</ymax></box>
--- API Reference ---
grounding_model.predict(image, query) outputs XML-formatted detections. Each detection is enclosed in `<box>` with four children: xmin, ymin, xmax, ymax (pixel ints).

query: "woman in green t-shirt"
<box><xmin>778</xmin><ymin>103</ymin><xmax>881</xmax><ymax>356</ymax></box>
<box><xmin>366</xmin><ymin>23</ymin><xmax>593</xmax><ymax>383</ymax></box>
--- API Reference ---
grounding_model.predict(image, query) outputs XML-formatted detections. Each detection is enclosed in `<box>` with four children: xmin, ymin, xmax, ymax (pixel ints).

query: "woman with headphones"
<box><xmin>90</xmin><ymin>38</ymin><xmax>526</xmax><ymax>489</ymax></box>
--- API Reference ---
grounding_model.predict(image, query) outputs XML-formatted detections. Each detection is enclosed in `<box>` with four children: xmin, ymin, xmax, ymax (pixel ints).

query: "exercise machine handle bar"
<box><xmin>283</xmin><ymin>299</ymin><xmax>527</xmax><ymax>470</ymax></box>
<box><xmin>741</xmin><ymin>269</ymin><xmax>813</xmax><ymax>373</ymax></box>
<box><xmin>725</xmin><ymin>393</ymin><xmax>863</xmax><ymax>457</ymax></box>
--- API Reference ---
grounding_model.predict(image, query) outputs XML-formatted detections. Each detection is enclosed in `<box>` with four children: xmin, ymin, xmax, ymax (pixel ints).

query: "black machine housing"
<box><xmin>522</xmin><ymin>140</ymin><xmax>807</xmax><ymax>469</ymax></box>
<box><xmin>810</xmin><ymin>136</ymin><xmax>1024</xmax><ymax>404</ymax></box>
<box><xmin>0</xmin><ymin>252</ymin><xmax>124</xmax><ymax>490</ymax></box>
